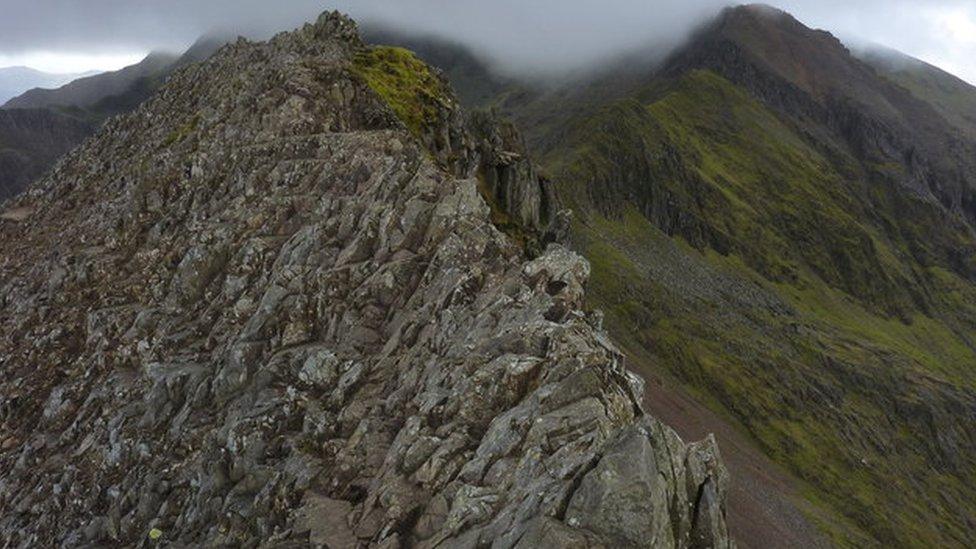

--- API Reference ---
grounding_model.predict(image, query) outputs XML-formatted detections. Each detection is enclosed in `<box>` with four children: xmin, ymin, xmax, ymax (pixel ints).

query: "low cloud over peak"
<box><xmin>1</xmin><ymin>1</ymin><xmax>974</xmax><ymax>84</ymax></box>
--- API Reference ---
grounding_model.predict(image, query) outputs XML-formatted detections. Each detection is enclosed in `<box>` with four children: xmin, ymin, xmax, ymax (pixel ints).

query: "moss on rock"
<box><xmin>352</xmin><ymin>46</ymin><xmax>452</xmax><ymax>138</ymax></box>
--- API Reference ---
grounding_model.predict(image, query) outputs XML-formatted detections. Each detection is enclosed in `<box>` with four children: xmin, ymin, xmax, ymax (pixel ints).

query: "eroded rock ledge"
<box><xmin>0</xmin><ymin>12</ymin><xmax>732</xmax><ymax>547</ymax></box>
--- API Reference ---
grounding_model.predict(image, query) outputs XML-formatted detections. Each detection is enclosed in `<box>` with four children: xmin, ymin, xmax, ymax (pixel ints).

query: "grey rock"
<box><xmin>0</xmin><ymin>11</ymin><xmax>732</xmax><ymax>549</ymax></box>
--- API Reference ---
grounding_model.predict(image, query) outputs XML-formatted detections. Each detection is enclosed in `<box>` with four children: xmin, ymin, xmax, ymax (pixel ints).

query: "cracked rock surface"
<box><xmin>0</xmin><ymin>12</ymin><xmax>732</xmax><ymax>548</ymax></box>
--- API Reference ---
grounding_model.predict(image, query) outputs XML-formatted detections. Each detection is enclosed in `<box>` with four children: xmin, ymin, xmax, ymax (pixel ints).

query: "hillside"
<box><xmin>0</xmin><ymin>12</ymin><xmax>732</xmax><ymax>547</ymax></box>
<box><xmin>371</xmin><ymin>3</ymin><xmax>976</xmax><ymax>547</ymax></box>
<box><xmin>859</xmin><ymin>46</ymin><xmax>976</xmax><ymax>139</ymax></box>
<box><xmin>0</xmin><ymin>66</ymin><xmax>96</xmax><ymax>105</ymax></box>
<box><xmin>0</xmin><ymin>109</ymin><xmax>93</xmax><ymax>199</ymax></box>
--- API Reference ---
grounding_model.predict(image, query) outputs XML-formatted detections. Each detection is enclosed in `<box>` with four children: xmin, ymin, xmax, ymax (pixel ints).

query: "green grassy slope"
<box><xmin>352</xmin><ymin>46</ymin><xmax>454</xmax><ymax>138</ymax></box>
<box><xmin>547</xmin><ymin>69</ymin><xmax>976</xmax><ymax>547</ymax></box>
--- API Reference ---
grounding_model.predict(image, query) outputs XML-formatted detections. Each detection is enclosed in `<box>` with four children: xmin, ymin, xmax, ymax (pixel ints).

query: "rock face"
<box><xmin>468</xmin><ymin>111</ymin><xmax>558</xmax><ymax>243</ymax></box>
<box><xmin>0</xmin><ymin>12</ymin><xmax>732</xmax><ymax>548</ymax></box>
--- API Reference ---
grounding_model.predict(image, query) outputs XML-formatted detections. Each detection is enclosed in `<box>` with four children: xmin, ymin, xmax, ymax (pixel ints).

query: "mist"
<box><xmin>1</xmin><ymin>1</ymin><xmax>974</xmax><ymax>83</ymax></box>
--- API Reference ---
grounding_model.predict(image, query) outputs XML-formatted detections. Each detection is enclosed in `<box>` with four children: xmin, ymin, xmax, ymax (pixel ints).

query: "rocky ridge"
<box><xmin>0</xmin><ymin>12</ymin><xmax>732</xmax><ymax>548</ymax></box>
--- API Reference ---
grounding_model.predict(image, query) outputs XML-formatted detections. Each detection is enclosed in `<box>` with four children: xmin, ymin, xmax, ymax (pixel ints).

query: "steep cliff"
<box><xmin>0</xmin><ymin>13</ymin><xmax>732</xmax><ymax>548</ymax></box>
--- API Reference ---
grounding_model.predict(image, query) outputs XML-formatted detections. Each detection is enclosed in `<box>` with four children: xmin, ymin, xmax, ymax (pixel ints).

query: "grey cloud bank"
<box><xmin>0</xmin><ymin>0</ymin><xmax>974</xmax><ymax>83</ymax></box>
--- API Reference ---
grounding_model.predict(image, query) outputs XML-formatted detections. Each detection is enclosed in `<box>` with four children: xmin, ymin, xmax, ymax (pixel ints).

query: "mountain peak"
<box><xmin>0</xmin><ymin>65</ymin><xmax>39</xmax><ymax>73</ymax></box>
<box><xmin>714</xmin><ymin>3</ymin><xmax>810</xmax><ymax>34</ymax></box>
<box><xmin>729</xmin><ymin>3</ymin><xmax>791</xmax><ymax>18</ymax></box>
<box><xmin>667</xmin><ymin>2</ymin><xmax>900</xmax><ymax>104</ymax></box>
<box><xmin>710</xmin><ymin>3</ymin><xmax>852</xmax><ymax>86</ymax></box>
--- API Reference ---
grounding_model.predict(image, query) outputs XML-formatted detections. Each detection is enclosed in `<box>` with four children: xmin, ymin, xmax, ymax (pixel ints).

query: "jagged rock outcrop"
<box><xmin>347</xmin><ymin>44</ymin><xmax>559</xmax><ymax>250</ymax></box>
<box><xmin>468</xmin><ymin>111</ymin><xmax>559</xmax><ymax>244</ymax></box>
<box><xmin>281</xmin><ymin>6</ymin><xmax>976</xmax><ymax>546</ymax></box>
<box><xmin>0</xmin><ymin>12</ymin><xmax>732</xmax><ymax>548</ymax></box>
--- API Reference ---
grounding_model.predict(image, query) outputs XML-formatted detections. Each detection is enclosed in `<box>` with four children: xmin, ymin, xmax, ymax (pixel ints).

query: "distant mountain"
<box><xmin>4</xmin><ymin>35</ymin><xmax>229</xmax><ymax>119</ymax></box>
<box><xmin>3</xmin><ymin>52</ymin><xmax>179</xmax><ymax>115</ymax></box>
<box><xmin>0</xmin><ymin>36</ymin><xmax>228</xmax><ymax>200</ymax></box>
<box><xmin>172</xmin><ymin>34</ymin><xmax>231</xmax><ymax>68</ymax></box>
<box><xmin>0</xmin><ymin>66</ymin><xmax>97</xmax><ymax>105</ymax></box>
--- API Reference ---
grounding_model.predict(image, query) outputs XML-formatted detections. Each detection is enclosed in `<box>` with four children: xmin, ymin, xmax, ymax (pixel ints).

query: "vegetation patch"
<box><xmin>352</xmin><ymin>46</ymin><xmax>452</xmax><ymax>137</ymax></box>
<box><xmin>163</xmin><ymin>114</ymin><xmax>201</xmax><ymax>147</ymax></box>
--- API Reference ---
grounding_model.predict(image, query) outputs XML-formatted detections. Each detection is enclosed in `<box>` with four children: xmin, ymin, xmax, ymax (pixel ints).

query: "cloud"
<box><xmin>0</xmin><ymin>1</ymin><xmax>974</xmax><ymax>84</ymax></box>
<box><xmin>342</xmin><ymin>0</ymin><xmax>732</xmax><ymax>74</ymax></box>
<box><xmin>777</xmin><ymin>0</ymin><xmax>976</xmax><ymax>83</ymax></box>
<box><xmin>0</xmin><ymin>52</ymin><xmax>144</xmax><ymax>74</ymax></box>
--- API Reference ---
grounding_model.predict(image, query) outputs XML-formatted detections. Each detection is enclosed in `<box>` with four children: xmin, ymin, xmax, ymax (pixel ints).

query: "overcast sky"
<box><xmin>0</xmin><ymin>1</ymin><xmax>974</xmax><ymax>84</ymax></box>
